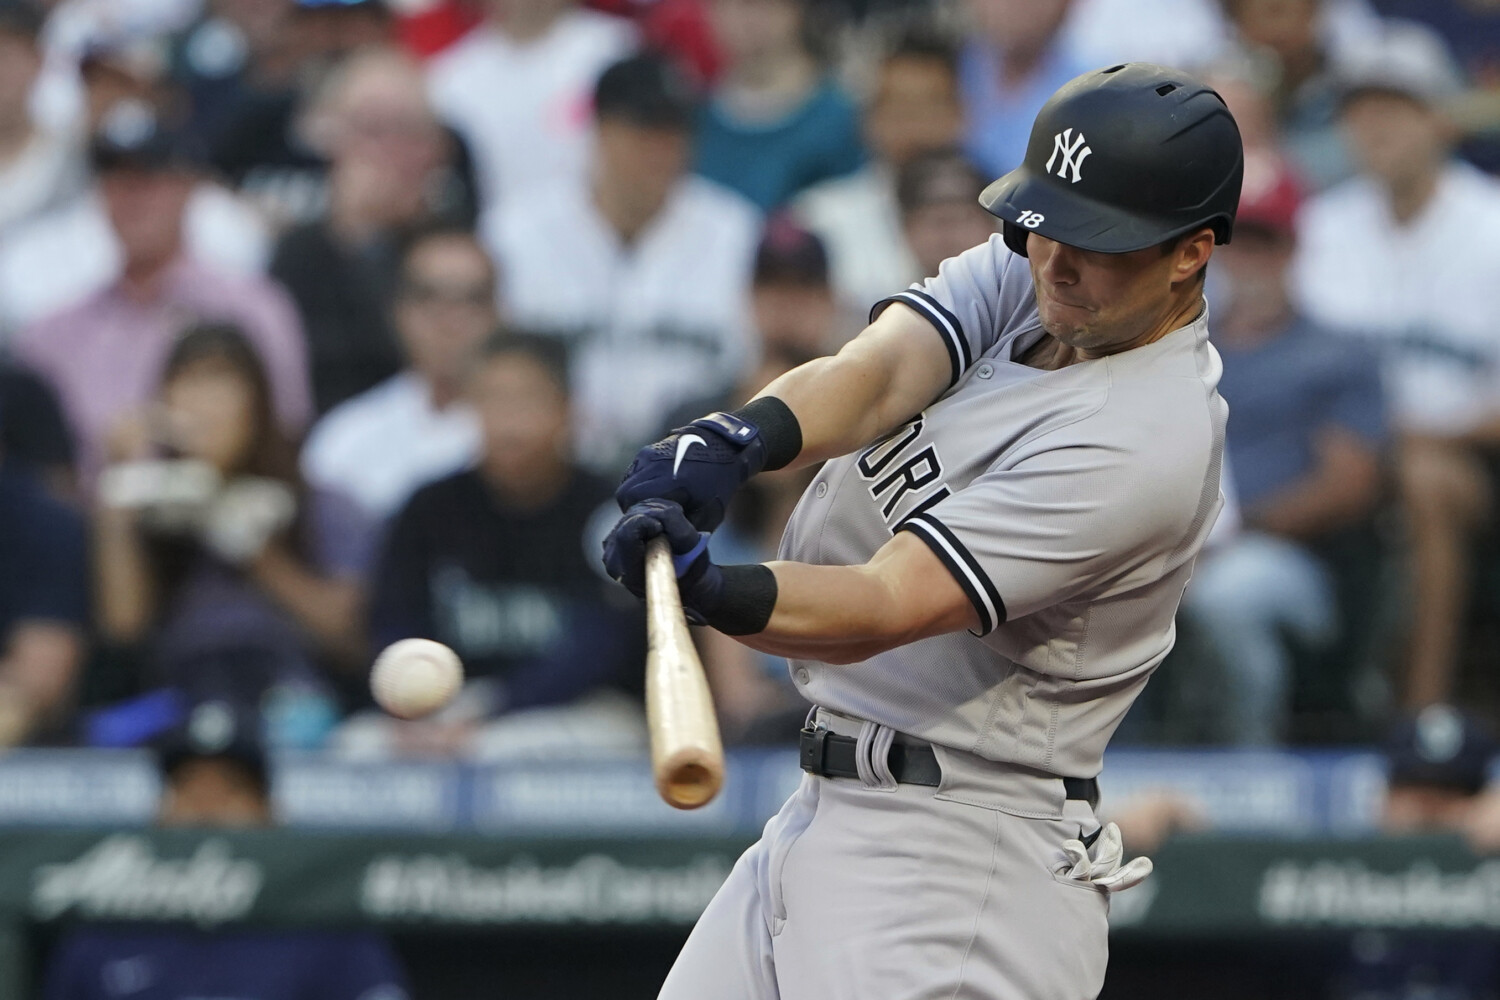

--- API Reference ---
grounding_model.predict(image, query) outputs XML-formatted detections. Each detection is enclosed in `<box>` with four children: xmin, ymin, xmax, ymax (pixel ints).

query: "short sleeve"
<box><xmin>869</xmin><ymin>236</ymin><xmax>1041</xmax><ymax>388</ymax></box>
<box><xmin>897</xmin><ymin>435</ymin><xmax>1210</xmax><ymax>633</ymax></box>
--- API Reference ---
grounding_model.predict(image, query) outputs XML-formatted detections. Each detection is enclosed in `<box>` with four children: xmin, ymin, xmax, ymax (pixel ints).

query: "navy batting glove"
<box><xmin>602</xmin><ymin>499</ymin><xmax>725</xmax><ymax>622</ymax></box>
<box><xmin>615</xmin><ymin>412</ymin><xmax>766</xmax><ymax>531</ymax></box>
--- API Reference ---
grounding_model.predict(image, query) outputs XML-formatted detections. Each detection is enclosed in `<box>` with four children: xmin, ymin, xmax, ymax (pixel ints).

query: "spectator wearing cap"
<box><xmin>43</xmin><ymin>699</ymin><xmax>413</xmax><ymax>1000</ymax></box>
<box><xmin>957</xmin><ymin>0</ymin><xmax>1092</xmax><ymax>181</ymax></box>
<box><xmin>426</xmin><ymin>0</ymin><xmax>637</xmax><ymax>217</ymax></box>
<box><xmin>12</xmin><ymin>103</ymin><xmax>312</xmax><ymax>494</ymax></box>
<box><xmin>1292</xmin><ymin>24</ymin><xmax>1500</xmax><ymax>712</ymax></box>
<box><xmin>0</xmin><ymin>41</ymin><xmax>273</xmax><ymax>334</ymax></box>
<box><xmin>1318</xmin><ymin>704</ymin><xmax>1500</xmax><ymax>998</ymax></box>
<box><xmin>0</xmin><ymin>403</ymin><xmax>88</xmax><ymax>748</ymax></box>
<box><xmin>0</xmin><ymin>0</ymin><xmax>85</xmax><ymax>237</ymax></box>
<box><xmin>485</xmin><ymin>53</ymin><xmax>760</xmax><ymax>472</ymax></box>
<box><xmin>301</xmin><ymin>225</ymin><xmax>496</xmax><ymax>521</ymax></box>
<box><xmin>270</xmin><ymin>46</ymin><xmax>464</xmax><ymax>414</ymax></box>
<box><xmin>1178</xmin><ymin>153</ymin><xmax>1387</xmax><ymax>745</ymax></box>
<box><xmin>694</xmin><ymin>0</ymin><xmax>864</xmax><ymax>212</ymax></box>
<box><xmin>896</xmin><ymin>147</ymin><xmax>998</xmax><ymax>282</ymax></box>
<box><xmin>791</xmin><ymin>32</ymin><xmax>963</xmax><ymax>318</ymax></box>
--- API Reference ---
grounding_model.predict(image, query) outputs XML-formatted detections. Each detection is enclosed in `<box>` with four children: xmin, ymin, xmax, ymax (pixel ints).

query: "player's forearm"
<box><xmin>734</xmin><ymin>556</ymin><xmax>974</xmax><ymax>664</ymax></box>
<box><xmin>751</xmin><ymin>304</ymin><xmax>951</xmax><ymax>470</ymax></box>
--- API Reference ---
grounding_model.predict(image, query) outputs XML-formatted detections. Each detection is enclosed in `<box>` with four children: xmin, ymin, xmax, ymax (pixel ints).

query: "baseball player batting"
<box><xmin>603</xmin><ymin>63</ymin><xmax>1243</xmax><ymax>1000</ymax></box>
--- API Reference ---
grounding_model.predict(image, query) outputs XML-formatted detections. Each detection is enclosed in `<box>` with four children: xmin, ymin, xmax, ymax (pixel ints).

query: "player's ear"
<box><xmin>1171</xmin><ymin>228</ymin><xmax>1215</xmax><ymax>287</ymax></box>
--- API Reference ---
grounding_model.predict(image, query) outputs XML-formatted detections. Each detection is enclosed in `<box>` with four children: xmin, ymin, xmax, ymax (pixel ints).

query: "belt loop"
<box><xmin>855</xmin><ymin>721</ymin><xmax>898</xmax><ymax>790</ymax></box>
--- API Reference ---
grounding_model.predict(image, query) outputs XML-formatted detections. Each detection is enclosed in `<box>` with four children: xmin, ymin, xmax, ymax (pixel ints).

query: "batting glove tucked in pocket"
<box><xmin>1054</xmin><ymin>822</ymin><xmax>1153</xmax><ymax>893</ymax></box>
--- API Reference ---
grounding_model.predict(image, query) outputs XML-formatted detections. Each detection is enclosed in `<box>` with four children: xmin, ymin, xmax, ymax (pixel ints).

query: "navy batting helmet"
<box><xmin>980</xmin><ymin>63</ymin><xmax>1244</xmax><ymax>257</ymax></box>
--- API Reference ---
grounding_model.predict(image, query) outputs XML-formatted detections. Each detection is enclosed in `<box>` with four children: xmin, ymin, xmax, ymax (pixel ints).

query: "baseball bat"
<box><xmin>644</xmin><ymin>536</ymin><xmax>725</xmax><ymax>809</ymax></box>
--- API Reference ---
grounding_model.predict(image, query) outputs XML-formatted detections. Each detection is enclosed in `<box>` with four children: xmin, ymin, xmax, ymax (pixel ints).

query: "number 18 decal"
<box><xmin>1016</xmin><ymin>210</ymin><xmax>1045</xmax><ymax>228</ymax></box>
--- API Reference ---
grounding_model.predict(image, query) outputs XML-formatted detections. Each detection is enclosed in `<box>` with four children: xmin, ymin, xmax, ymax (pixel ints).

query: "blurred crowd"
<box><xmin>3</xmin><ymin>0</ymin><xmax>1500</xmax><ymax>778</ymax></box>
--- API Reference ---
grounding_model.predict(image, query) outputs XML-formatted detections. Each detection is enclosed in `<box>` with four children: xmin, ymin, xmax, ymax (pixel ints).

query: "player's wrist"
<box><xmin>688</xmin><ymin>563</ymin><xmax>778</xmax><ymax>636</ymax></box>
<box><xmin>729</xmin><ymin>397</ymin><xmax>802</xmax><ymax>472</ymax></box>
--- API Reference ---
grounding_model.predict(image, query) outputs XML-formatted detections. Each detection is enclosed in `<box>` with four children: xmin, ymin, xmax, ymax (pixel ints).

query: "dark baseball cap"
<box><xmin>157</xmin><ymin>700</ymin><xmax>270</xmax><ymax>795</ymax></box>
<box><xmin>754</xmin><ymin>216</ymin><xmax>829</xmax><ymax>287</ymax></box>
<box><xmin>1385</xmin><ymin>704</ymin><xmax>1497</xmax><ymax>795</ymax></box>
<box><xmin>594</xmin><ymin>53</ymin><xmax>698</xmax><ymax>130</ymax></box>
<box><xmin>0</xmin><ymin>0</ymin><xmax>43</xmax><ymax>41</ymax></box>
<box><xmin>90</xmin><ymin>100</ymin><xmax>205</xmax><ymax>173</ymax></box>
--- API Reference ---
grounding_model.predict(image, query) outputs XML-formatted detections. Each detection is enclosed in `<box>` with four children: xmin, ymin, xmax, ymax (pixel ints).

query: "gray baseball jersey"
<box><xmin>778</xmin><ymin>234</ymin><xmax>1227</xmax><ymax>779</ymax></box>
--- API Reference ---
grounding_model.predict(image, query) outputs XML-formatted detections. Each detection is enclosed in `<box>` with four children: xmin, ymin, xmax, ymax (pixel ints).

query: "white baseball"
<box><xmin>370</xmin><ymin>639</ymin><xmax>464</xmax><ymax>720</ymax></box>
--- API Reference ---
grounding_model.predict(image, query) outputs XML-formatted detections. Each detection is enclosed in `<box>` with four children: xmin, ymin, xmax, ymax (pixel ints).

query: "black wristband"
<box><xmin>703</xmin><ymin>563</ymin><xmax>779</xmax><ymax>635</ymax></box>
<box><xmin>734</xmin><ymin>397</ymin><xmax>802</xmax><ymax>472</ymax></box>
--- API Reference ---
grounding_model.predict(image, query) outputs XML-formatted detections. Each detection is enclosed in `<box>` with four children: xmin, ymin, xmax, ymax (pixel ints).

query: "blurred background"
<box><xmin>3</xmin><ymin>0</ymin><xmax>1500</xmax><ymax>996</ymax></box>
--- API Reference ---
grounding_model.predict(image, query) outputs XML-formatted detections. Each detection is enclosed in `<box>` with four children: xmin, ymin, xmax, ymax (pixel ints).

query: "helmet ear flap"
<box><xmin>1002</xmin><ymin>221</ymin><xmax>1031</xmax><ymax>257</ymax></box>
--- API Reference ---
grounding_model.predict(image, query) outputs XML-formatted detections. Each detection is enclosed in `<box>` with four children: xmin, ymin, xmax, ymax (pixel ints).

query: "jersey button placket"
<box><xmin>815</xmin><ymin>482</ymin><xmax>828</xmax><ymax>498</ymax></box>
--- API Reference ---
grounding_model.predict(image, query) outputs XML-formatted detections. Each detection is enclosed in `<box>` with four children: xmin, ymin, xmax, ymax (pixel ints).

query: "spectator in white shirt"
<box><xmin>791</xmin><ymin>31</ymin><xmax>963</xmax><ymax>320</ymax></box>
<box><xmin>1292</xmin><ymin>24</ymin><xmax>1499</xmax><ymax>711</ymax></box>
<box><xmin>426</xmin><ymin>0</ymin><xmax>636</xmax><ymax>217</ymax></box>
<box><xmin>301</xmin><ymin>225</ymin><xmax>497</xmax><ymax>522</ymax></box>
<box><xmin>484</xmin><ymin>53</ymin><xmax>761</xmax><ymax>473</ymax></box>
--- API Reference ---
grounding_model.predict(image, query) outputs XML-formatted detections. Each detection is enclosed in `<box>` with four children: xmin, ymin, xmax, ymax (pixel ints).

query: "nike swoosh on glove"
<box><xmin>1056</xmin><ymin>822</ymin><xmax>1154</xmax><ymax>893</ymax></box>
<box><xmin>615</xmin><ymin>412</ymin><xmax>766</xmax><ymax>531</ymax></box>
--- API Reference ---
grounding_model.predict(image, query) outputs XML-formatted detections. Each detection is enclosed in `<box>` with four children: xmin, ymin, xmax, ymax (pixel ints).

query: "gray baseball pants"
<box><xmin>659</xmin><ymin>715</ymin><xmax>1110</xmax><ymax>1000</ymax></box>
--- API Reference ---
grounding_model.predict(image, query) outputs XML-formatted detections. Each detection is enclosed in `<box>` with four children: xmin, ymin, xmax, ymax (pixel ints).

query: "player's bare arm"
<box><xmin>747</xmin><ymin>302</ymin><xmax>954</xmax><ymax>469</ymax></box>
<box><xmin>734</xmin><ymin>532</ymin><xmax>978</xmax><ymax>662</ymax></box>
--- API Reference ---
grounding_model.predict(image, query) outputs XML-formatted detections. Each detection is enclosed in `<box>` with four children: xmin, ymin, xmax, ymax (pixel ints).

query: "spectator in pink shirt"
<box><xmin>14</xmin><ymin>103</ymin><xmax>312</xmax><ymax>493</ymax></box>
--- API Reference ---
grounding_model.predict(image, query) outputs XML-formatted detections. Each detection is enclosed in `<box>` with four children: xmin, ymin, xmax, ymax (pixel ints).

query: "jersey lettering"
<box><xmin>872</xmin><ymin>446</ymin><xmax>943</xmax><ymax>518</ymax></box>
<box><xmin>857</xmin><ymin>418</ymin><xmax>923</xmax><ymax>477</ymax></box>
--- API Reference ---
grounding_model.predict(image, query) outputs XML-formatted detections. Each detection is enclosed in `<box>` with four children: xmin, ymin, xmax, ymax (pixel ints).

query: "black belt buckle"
<box><xmin>799</xmin><ymin>725</ymin><xmax>830</xmax><ymax>775</ymax></box>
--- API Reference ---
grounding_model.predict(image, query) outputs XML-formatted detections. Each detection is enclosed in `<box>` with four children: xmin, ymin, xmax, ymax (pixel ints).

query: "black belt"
<box><xmin>799</xmin><ymin>726</ymin><xmax>1099</xmax><ymax>805</ymax></box>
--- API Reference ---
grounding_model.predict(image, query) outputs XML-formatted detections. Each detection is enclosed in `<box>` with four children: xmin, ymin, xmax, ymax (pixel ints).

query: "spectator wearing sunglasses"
<box><xmin>300</xmin><ymin>225</ymin><xmax>498</xmax><ymax>522</ymax></box>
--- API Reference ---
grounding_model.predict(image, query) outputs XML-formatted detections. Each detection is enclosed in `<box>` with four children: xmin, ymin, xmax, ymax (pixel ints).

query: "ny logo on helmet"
<box><xmin>1045</xmin><ymin>128</ymin><xmax>1091</xmax><ymax>184</ymax></box>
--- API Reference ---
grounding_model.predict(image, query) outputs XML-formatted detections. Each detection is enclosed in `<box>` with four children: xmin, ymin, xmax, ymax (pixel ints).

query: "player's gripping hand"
<box><xmin>615</xmin><ymin>412</ymin><xmax>767</xmax><ymax>531</ymax></box>
<box><xmin>602</xmin><ymin>499</ymin><xmax>725</xmax><ymax>621</ymax></box>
